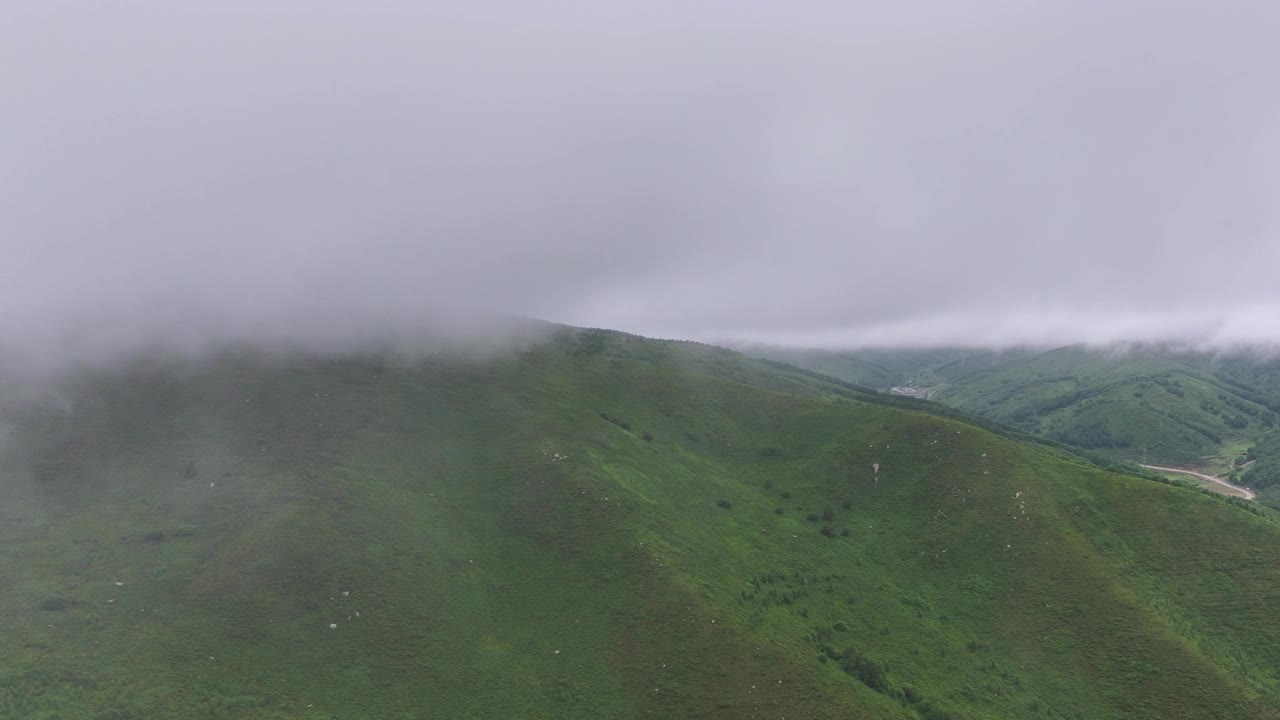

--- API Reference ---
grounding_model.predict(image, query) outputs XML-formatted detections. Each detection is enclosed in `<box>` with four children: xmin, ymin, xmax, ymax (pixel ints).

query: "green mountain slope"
<box><xmin>1244</xmin><ymin>431</ymin><xmax>1280</xmax><ymax>505</ymax></box>
<box><xmin>931</xmin><ymin>346</ymin><xmax>1278</xmax><ymax>468</ymax></box>
<box><xmin>1191</xmin><ymin>353</ymin><xmax>1280</xmax><ymax>405</ymax></box>
<box><xmin>747</xmin><ymin>344</ymin><xmax>1280</xmax><ymax>471</ymax></box>
<box><xmin>736</xmin><ymin>347</ymin><xmax>904</xmax><ymax>387</ymax></box>
<box><xmin>3</xmin><ymin>330</ymin><xmax>1280</xmax><ymax>719</ymax></box>
<box><xmin>742</xmin><ymin>347</ymin><xmax>1037</xmax><ymax>390</ymax></box>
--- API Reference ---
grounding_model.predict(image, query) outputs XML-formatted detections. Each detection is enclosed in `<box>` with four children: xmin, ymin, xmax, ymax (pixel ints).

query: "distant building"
<box><xmin>889</xmin><ymin>386</ymin><xmax>927</xmax><ymax>399</ymax></box>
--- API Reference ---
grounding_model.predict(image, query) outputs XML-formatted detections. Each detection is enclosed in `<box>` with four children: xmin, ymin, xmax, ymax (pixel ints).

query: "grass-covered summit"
<box><xmin>3</xmin><ymin>329</ymin><xmax>1279</xmax><ymax>719</ymax></box>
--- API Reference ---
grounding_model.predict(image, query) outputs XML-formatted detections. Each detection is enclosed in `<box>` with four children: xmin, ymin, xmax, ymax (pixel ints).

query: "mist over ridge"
<box><xmin>4</xmin><ymin>1</ymin><xmax>1279</xmax><ymax>369</ymax></box>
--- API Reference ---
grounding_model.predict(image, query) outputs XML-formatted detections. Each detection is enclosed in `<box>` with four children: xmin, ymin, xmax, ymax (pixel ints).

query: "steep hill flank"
<box><xmin>2</xmin><ymin>331</ymin><xmax>1278</xmax><ymax>719</ymax></box>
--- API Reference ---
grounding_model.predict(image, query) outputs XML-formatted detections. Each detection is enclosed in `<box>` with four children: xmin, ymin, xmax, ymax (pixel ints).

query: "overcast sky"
<box><xmin>4</xmin><ymin>1</ymin><xmax>1279</xmax><ymax>364</ymax></box>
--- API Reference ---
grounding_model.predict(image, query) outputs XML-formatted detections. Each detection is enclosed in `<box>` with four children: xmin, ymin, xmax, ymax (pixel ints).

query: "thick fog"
<box><xmin>4</xmin><ymin>1</ymin><xmax>1279</xmax><ymax>366</ymax></box>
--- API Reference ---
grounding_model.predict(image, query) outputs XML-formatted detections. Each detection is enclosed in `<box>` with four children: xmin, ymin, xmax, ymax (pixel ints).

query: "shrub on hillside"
<box><xmin>598</xmin><ymin>412</ymin><xmax>632</xmax><ymax>431</ymax></box>
<box><xmin>917</xmin><ymin>702</ymin><xmax>965</xmax><ymax>720</ymax></box>
<box><xmin>840</xmin><ymin>649</ymin><xmax>890</xmax><ymax>692</ymax></box>
<box><xmin>39</xmin><ymin>596</ymin><xmax>73</xmax><ymax>611</ymax></box>
<box><xmin>1245</xmin><ymin>459</ymin><xmax>1280</xmax><ymax>489</ymax></box>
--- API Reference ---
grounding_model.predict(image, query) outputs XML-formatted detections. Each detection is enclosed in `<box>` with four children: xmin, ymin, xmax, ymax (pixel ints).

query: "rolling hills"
<box><xmin>739</xmin><ymin>347</ymin><xmax>1036</xmax><ymax>390</ymax></box>
<box><xmin>753</xmin><ymin>344</ymin><xmax>1280</xmax><ymax>473</ymax></box>
<box><xmin>933</xmin><ymin>345</ymin><xmax>1279</xmax><ymax>468</ymax></box>
<box><xmin>3</xmin><ymin>329</ymin><xmax>1280</xmax><ymax>719</ymax></box>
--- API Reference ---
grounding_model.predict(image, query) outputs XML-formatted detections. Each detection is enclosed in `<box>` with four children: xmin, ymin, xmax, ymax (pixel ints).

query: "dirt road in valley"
<box><xmin>1140</xmin><ymin>464</ymin><xmax>1256</xmax><ymax>500</ymax></box>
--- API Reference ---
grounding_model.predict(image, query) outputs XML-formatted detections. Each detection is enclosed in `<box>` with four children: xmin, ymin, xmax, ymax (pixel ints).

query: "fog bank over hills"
<box><xmin>4</xmin><ymin>1</ymin><xmax>1279</xmax><ymax>366</ymax></box>
<box><xmin>708</xmin><ymin>306</ymin><xmax>1280</xmax><ymax>353</ymax></box>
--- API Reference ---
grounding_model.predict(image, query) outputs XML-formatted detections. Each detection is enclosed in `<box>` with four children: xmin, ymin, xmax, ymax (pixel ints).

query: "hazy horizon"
<box><xmin>5</xmin><ymin>1</ymin><xmax>1279</xmax><ymax>366</ymax></box>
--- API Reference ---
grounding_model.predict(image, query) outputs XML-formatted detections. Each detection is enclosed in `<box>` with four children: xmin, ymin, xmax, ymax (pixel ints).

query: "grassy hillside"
<box><xmin>751</xmin><ymin>345</ymin><xmax>1280</xmax><ymax>471</ymax></box>
<box><xmin>741</xmin><ymin>347</ymin><xmax>1037</xmax><ymax>390</ymax></box>
<box><xmin>1192</xmin><ymin>353</ymin><xmax>1280</xmax><ymax>406</ymax></box>
<box><xmin>932</xmin><ymin>346</ymin><xmax>1279</xmax><ymax>468</ymax></box>
<box><xmin>3</xmin><ymin>330</ymin><xmax>1280</xmax><ymax>719</ymax></box>
<box><xmin>1244</xmin><ymin>432</ymin><xmax>1280</xmax><ymax>505</ymax></box>
<box><xmin>735</xmin><ymin>347</ymin><xmax>904</xmax><ymax>388</ymax></box>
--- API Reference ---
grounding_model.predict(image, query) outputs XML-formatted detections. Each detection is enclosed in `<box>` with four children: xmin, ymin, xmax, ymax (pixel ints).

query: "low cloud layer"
<box><xmin>4</xmin><ymin>1</ymin><xmax>1279</xmax><ymax>363</ymax></box>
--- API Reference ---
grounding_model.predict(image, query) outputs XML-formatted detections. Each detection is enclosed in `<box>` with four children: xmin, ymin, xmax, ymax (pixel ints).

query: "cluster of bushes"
<box><xmin>1217</xmin><ymin>392</ymin><xmax>1276</xmax><ymax>424</ymax></box>
<box><xmin>38</xmin><ymin>596</ymin><xmax>74</xmax><ymax>611</ymax></box>
<box><xmin>816</xmin><ymin>645</ymin><xmax>964</xmax><ymax>719</ymax></box>
<box><xmin>1049</xmin><ymin>421</ymin><xmax>1133</xmax><ymax>449</ymax></box>
<box><xmin>1243</xmin><ymin>433</ymin><xmax>1280</xmax><ymax>492</ymax></box>
<box><xmin>1008</xmin><ymin>390</ymin><xmax>1088</xmax><ymax>421</ymax></box>
<box><xmin>1151</xmin><ymin>374</ymin><xmax>1185</xmax><ymax>397</ymax></box>
<box><xmin>1217</xmin><ymin>375</ymin><xmax>1280</xmax><ymax>415</ymax></box>
<box><xmin>740</xmin><ymin>571</ymin><xmax>844</xmax><ymax>607</ymax></box>
<box><xmin>562</xmin><ymin>330</ymin><xmax>612</xmax><ymax>356</ymax></box>
<box><xmin>1153</xmin><ymin>408</ymin><xmax>1224</xmax><ymax>443</ymax></box>
<box><xmin>793</xmin><ymin>504</ymin><xmax>853</xmax><ymax>537</ymax></box>
<box><xmin>742</xmin><ymin>587</ymin><xmax>810</xmax><ymax>607</ymax></box>
<box><xmin>801</xmin><ymin>507</ymin><xmax>837</xmax><ymax>522</ymax></box>
<box><xmin>598</xmin><ymin>412</ymin><xmax>631</xmax><ymax>431</ymax></box>
<box><xmin>1245</xmin><ymin>458</ymin><xmax>1280</xmax><ymax>489</ymax></box>
<box><xmin>599</xmin><ymin>411</ymin><xmax>653</xmax><ymax>441</ymax></box>
<box><xmin>1201</xmin><ymin>399</ymin><xmax>1250</xmax><ymax>429</ymax></box>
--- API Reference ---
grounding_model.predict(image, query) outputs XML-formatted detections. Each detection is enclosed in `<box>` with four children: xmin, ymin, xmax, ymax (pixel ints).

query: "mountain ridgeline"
<box><xmin>3</xmin><ymin>329</ymin><xmax>1280</xmax><ymax>719</ymax></box>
